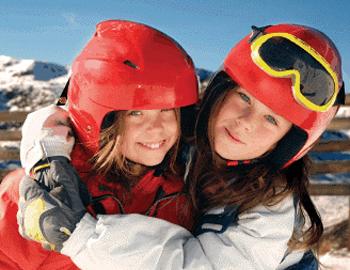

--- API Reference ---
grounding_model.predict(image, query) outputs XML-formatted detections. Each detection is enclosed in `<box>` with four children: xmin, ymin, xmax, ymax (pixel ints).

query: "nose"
<box><xmin>146</xmin><ymin>112</ymin><xmax>164</xmax><ymax>132</ymax></box>
<box><xmin>236</xmin><ymin>108</ymin><xmax>256</xmax><ymax>132</ymax></box>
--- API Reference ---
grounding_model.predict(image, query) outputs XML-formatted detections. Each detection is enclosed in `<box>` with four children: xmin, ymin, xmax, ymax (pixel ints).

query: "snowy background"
<box><xmin>0</xmin><ymin>55</ymin><xmax>349</xmax><ymax>269</ymax></box>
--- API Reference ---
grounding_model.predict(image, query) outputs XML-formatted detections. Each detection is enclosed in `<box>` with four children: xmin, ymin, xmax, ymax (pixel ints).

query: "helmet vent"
<box><xmin>123</xmin><ymin>60</ymin><xmax>139</xmax><ymax>69</ymax></box>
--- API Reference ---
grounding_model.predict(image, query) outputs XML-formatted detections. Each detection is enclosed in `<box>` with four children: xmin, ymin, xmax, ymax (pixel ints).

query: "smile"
<box><xmin>225</xmin><ymin>128</ymin><xmax>244</xmax><ymax>144</ymax></box>
<box><xmin>138</xmin><ymin>140</ymin><xmax>166</xmax><ymax>149</ymax></box>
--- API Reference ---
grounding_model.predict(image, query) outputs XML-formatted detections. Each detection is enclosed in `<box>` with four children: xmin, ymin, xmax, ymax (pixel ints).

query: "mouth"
<box><xmin>225</xmin><ymin>128</ymin><xmax>244</xmax><ymax>144</ymax></box>
<box><xmin>138</xmin><ymin>140</ymin><xmax>166</xmax><ymax>150</ymax></box>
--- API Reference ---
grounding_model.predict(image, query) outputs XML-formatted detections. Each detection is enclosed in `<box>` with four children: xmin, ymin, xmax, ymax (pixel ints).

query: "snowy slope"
<box><xmin>0</xmin><ymin>55</ymin><xmax>69</xmax><ymax>111</ymax></box>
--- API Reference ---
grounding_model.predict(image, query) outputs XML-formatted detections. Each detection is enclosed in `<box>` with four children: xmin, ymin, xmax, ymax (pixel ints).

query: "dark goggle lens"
<box><xmin>258</xmin><ymin>37</ymin><xmax>335</xmax><ymax>106</ymax></box>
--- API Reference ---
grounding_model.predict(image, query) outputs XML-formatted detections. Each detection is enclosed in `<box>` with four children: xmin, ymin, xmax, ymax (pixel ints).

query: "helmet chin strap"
<box><xmin>226</xmin><ymin>160</ymin><xmax>252</xmax><ymax>166</ymax></box>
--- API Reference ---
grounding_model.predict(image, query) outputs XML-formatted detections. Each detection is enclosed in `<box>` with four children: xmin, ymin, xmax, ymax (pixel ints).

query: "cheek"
<box><xmin>119</xmin><ymin>126</ymin><xmax>138</xmax><ymax>154</ymax></box>
<box><xmin>213</xmin><ymin>121</ymin><xmax>221</xmax><ymax>137</ymax></box>
<box><xmin>119</xmin><ymin>136</ymin><xmax>130</xmax><ymax>156</ymax></box>
<box><xmin>257</xmin><ymin>139</ymin><xmax>276</xmax><ymax>155</ymax></box>
<box><xmin>171</xmin><ymin>123</ymin><xmax>179</xmax><ymax>138</ymax></box>
<box><xmin>213</xmin><ymin>110</ymin><xmax>226</xmax><ymax>128</ymax></box>
<box><xmin>165</xmin><ymin>118</ymin><xmax>179</xmax><ymax>138</ymax></box>
<box><xmin>123</xmin><ymin>121</ymin><xmax>144</xmax><ymax>138</ymax></box>
<box><xmin>255</xmin><ymin>131</ymin><xmax>284</xmax><ymax>154</ymax></box>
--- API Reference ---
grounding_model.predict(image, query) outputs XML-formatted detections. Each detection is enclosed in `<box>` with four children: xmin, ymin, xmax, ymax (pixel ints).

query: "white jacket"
<box><xmin>61</xmin><ymin>194</ymin><xmax>308</xmax><ymax>270</ymax></box>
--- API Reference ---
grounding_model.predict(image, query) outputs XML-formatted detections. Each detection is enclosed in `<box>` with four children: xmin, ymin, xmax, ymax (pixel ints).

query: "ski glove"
<box><xmin>17</xmin><ymin>159</ymin><xmax>89</xmax><ymax>252</ymax></box>
<box><xmin>20</xmin><ymin>105</ymin><xmax>75</xmax><ymax>175</ymax></box>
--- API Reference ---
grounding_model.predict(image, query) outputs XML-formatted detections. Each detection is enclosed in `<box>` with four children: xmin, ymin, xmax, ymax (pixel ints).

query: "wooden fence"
<box><xmin>0</xmin><ymin>96</ymin><xmax>350</xmax><ymax>247</ymax></box>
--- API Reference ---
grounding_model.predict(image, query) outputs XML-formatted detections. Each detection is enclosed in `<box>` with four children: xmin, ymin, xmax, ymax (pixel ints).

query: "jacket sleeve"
<box><xmin>61</xmin><ymin>195</ymin><xmax>296</xmax><ymax>270</ymax></box>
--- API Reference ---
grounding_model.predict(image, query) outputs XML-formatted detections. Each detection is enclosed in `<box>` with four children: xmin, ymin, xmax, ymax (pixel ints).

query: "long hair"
<box><xmin>188</xmin><ymin>73</ymin><xmax>323</xmax><ymax>250</ymax></box>
<box><xmin>91</xmin><ymin>109</ymin><xmax>182</xmax><ymax>189</ymax></box>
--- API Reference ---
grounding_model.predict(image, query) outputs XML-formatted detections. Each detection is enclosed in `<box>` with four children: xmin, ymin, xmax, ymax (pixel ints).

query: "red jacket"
<box><xmin>0</xmin><ymin>145</ymin><xmax>193</xmax><ymax>270</ymax></box>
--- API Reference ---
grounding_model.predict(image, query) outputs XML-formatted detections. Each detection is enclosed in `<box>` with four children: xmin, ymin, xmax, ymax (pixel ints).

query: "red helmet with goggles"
<box><xmin>198</xmin><ymin>24</ymin><xmax>345</xmax><ymax>170</ymax></box>
<box><xmin>66</xmin><ymin>20</ymin><xmax>198</xmax><ymax>155</ymax></box>
<box><xmin>223</xmin><ymin>23</ymin><xmax>345</xmax><ymax>169</ymax></box>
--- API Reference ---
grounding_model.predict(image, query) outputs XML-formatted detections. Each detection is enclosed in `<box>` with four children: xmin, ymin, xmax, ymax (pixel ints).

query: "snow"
<box><xmin>0</xmin><ymin>55</ymin><xmax>69</xmax><ymax>111</ymax></box>
<box><xmin>0</xmin><ymin>55</ymin><xmax>349</xmax><ymax>268</ymax></box>
<box><xmin>337</xmin><ymin>106</ymin><xmax>350</xmax><ymax>118</ymax></box>
<box><xmin>320</xmin><ymin>249</ymin><xmax>350</xmax><ymax>270</ymax></box>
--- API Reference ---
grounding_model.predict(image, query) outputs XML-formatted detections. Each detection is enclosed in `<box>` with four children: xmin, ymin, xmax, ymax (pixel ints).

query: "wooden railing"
<box><xmin>0</xmin><ymin>97</ymin><xmax>350</xmax><ymax>180</ymax></box>
<box><xmin>0</xmin><ymin>95</ymin><xmax>350</xmax><ymax>246</ymax></box>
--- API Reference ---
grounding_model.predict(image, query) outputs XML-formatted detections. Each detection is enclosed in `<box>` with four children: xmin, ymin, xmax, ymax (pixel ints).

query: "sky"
<box><xmin>1</xmin><ymin>0</ymin><xmax>349</xmax><ymax>91</ymax></box>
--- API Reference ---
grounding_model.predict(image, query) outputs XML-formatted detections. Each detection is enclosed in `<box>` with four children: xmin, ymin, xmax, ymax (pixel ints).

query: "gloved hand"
<box><xmin>17</xmin><ymin>159</ymin><xmax>90</xmax><ymax>252</ymax></box>
<box><xmin>20</xmin><ymin>105</ymin><xmax>75</xmax><ymax>175</ymax></box>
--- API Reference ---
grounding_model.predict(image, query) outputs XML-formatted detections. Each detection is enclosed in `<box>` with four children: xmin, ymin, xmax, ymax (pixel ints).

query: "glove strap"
<box><xmin>30</xmin><ymin>163</ymin><xmax>51</xmax><ymax>177</ymax></box>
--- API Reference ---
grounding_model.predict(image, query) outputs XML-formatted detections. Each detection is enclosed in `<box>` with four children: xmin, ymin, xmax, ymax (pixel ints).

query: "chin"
<box><xmin>139</xmin><ymin>156</ymin><xmax>165</xmax><ymax>167</ymax></box>
<box><xmin>143</xmin><ymin>161</ymin><xmax>163</xmax><ymax>167</ymax></box>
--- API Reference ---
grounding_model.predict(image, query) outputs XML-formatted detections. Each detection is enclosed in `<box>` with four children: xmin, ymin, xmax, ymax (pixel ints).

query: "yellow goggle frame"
<box><xmin>251</xmin><ymin>32</ymin><xmax>339</xmax><ymax>112</ymax></box>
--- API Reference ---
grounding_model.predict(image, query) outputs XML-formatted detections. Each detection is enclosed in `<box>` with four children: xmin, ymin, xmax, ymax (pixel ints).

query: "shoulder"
<box><xmin>195</xmin><ymin>196</ymin><xmax>297</xmax><ymax>268</ymax></box>
<box><xmin>236</xmin><ymin>194</ymin><xmax>296</xmax><ymax>237</ymax></box>
<box><xmin>195</xmin><ymin>194</ymin><xmax>296</xmax><ymax>237</ymax></box>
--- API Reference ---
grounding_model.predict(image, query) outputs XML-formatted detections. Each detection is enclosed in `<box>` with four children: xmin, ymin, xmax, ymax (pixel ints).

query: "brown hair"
<box><xmin>189</xmin><ymin>76</ymin><xmax>323</xmax><ymax>251</ymax></box>
<box><xmin>91</xmin><ymin>109</ymin><xmax>182</xmax><ymax>189</ymax></box>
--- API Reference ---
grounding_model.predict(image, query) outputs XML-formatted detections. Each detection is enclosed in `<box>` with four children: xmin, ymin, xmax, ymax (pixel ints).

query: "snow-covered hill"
<box><xmin>196</xmin><ymin>68</ymin><xmax>213</xmax><ymax>82</ymax></box>
<box><xmin>0</xmin><ymin>55</ymin><xmax>69</xmax><ymax>111</ymax></box>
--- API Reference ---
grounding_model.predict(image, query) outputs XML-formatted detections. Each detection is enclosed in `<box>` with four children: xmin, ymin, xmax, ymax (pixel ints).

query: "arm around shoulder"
<box><xmin>61</xmin><ymin>195</ymin><xmax>296</xmax><ymax>270</ymax></box>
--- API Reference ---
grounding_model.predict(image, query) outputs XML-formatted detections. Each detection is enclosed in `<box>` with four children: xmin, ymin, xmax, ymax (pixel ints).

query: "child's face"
<box><xmin>213</xmin><ymin>87</ymin><xmax>292</xmax><ymax>161</ymax></box>
<box><xmin>120</xmin><ymin>109</ymin><xmax>178</xmax><ymax>166</ymax></box>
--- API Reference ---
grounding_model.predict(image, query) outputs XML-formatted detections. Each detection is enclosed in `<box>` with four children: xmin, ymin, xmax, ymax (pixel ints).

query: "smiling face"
<box><xmin>120</xmin><ymin>109</ymin><xmax>179</xmax><ymax>166</ymax></box>
<box><xmin>212</xmin><ymin>87</ymin><xmax>292</xmax><ymax>161</ymax></box>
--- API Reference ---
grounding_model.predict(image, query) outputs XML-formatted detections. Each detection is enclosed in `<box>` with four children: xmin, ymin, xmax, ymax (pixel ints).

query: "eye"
<box><xmin>161</xmin><ymin>108</ymin><xmax>174</xmax><ymax>112</ymax></box>
<box><xmin>128</xmin><ymin>110</ymin><xmax>142</xmax><ymax>116</ymax></box>
<box><xmin>238</xmin><ymin>92</ymin><xmax>251</xmax><ymax>104</ymax></box>
<box><xmin>265</xmin><ymin>115</ymin><xmax>278</xmax><ymax>126</ymax></box>
<box><xmin>55</xmin><ymin>119</ymin><xmax>69</xmax><ymax>127</ymax></box>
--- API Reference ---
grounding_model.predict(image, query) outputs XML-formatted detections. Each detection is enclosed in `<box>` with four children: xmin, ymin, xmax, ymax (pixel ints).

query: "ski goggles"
<box><xmin>250</xmin><ymin>32</ymin><xmax>339</xmax><ymax>112</ymax></box>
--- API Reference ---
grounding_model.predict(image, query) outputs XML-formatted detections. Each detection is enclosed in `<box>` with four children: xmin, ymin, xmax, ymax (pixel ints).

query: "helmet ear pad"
<box><xmin>262</xmin><ymin>125</ymin><xmax>308</xmax><ymax>171</ymax></box>
<box><xmin>180</xmin><ymin>105</ymin><xmax>197</xmax><ymax>140</ymax></box>
<box><xmin>101</xmin><ymin>111</ymin><xmax>117</xmax><ymax>130</ymax></box>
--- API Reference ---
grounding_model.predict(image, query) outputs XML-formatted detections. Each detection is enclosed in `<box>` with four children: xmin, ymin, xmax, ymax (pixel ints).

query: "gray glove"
<box><xmin>17</xmin><ymin>159</ymin><xmax>89</xmax><ymax>252</ymax></box>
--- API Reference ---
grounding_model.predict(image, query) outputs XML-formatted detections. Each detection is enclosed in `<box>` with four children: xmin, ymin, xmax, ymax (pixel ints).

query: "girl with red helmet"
<box><xmin>0</xmin><ymin>20</ymin><xmax>198</xmax><ymax>269</ymax></box>
<box><xmin>16</xmin><ymin>23</ymin><xmax>345</xmax><ymax>269</ymax></box>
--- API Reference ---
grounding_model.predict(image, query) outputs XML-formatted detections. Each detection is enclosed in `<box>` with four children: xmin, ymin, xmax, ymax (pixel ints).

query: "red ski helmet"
<box><xmin>198</xmin><ymin>24</ymin><xmax>345</xmax><ymax>170</ymax></box>
<box><xmin>67</xmin><ymin>20</ymin><xmax>198</xmax><ymax>154</ymax></box>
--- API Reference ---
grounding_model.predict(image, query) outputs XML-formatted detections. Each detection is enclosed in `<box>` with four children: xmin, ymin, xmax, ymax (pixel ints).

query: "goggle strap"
<box><xmin>56</xmin><ymin>78</ymin><xmax>70</xmax><ymax>106</ymax></box>
<box><xmin>249</xmin><ymin>25</ymin><xmax>271</xmax><ymax>43</ymax></box>
<box><xmin>334</xmin><ymin>82</ymin><xmax>346</xmax><ymax>106</ymax></box>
